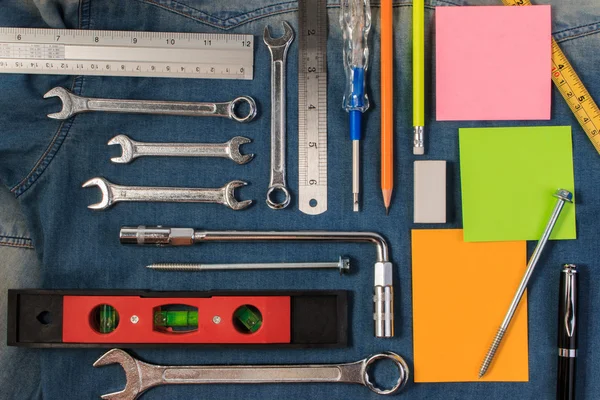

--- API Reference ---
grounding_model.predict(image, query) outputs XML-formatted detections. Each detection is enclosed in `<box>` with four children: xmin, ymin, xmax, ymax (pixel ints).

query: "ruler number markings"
<box><xmin>0</xmin><ymin>28</ymin><xmax>253</xmax><ymax>80</ymax></box>
<box><xmin>298</xmin><ymin>0</ymin><xmax>328</xmax><ymax>213</ymax></box>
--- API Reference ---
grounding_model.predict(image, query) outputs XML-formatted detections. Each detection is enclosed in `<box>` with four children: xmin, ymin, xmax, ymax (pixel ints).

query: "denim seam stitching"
<box><xmin>136</xmin><ymin>0</ymin><xmax>298</xmax><ymax>29</ymax></box>
<box><xmin>0</xmin><ymin>239</ymin><xmax>34</xmax><ymax>249</ymax></box>
<box><xmin>556</xmin><ymin>28</ymin><xmax>600</xmax><ymax>43</ymax></box>
<box><xmin>0</xmin><ymin>234</ymin><xmax>33</xmax><ymax>240</ymax></box>
<box><xmin>553</xmin><ymin>21</ymin><xmax>600</xmax><ymax>35</ymax></box>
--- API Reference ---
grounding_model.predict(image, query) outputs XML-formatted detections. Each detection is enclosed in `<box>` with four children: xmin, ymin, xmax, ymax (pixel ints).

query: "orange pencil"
<box><xmin>381</xmin><ymin>0</ymin><xmax>394</xmax><ymax>214</ymax></box>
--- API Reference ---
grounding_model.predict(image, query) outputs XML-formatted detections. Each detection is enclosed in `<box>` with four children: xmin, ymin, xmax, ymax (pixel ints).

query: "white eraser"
<box><xmin>414</xmin><ymin>160</ymin><xmax>447</xmax><ymax>223</ymax></box>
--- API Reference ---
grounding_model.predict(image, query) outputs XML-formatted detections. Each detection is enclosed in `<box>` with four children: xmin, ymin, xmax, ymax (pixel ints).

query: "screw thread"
<box><xmin>479</xmin><ymin>327</ymin><xmax>506</xmax><ymax>378</ymax></box>
<box><xmin>147</xmin><ymin>263</ymin><xmax>203</xmax><ymax>271</ymax></box>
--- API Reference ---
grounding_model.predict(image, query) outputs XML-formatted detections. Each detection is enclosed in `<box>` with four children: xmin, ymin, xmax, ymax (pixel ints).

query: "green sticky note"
<box><xmin>459</xmin><ymin>126</ymin><xmax>576</xmax><ymax>242</ymax></box>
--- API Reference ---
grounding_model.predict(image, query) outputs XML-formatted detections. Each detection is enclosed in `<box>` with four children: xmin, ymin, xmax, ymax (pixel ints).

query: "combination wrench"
<box><xmin>94</xmin><ymin>348</ymin><xmax>409</xmax><ymax>399</ymax></box>
<box><xmin>263</xmin><ymin>22</ymin><xmax>294</xmax><ymax>209</ymax></box>
<box><xmin>108</xmin><ymin>134</ymin><xmax>254</xmax><ymax>165</ymax></box>
<box><xmin>43</xmin><ymin>87</ymin><xmax>257</xmax><ymax>122</ymax></box>
<box><xmin>82</xmin><ymin>177</ymin><xmax>251</xmax><ymax>210</ymax></box>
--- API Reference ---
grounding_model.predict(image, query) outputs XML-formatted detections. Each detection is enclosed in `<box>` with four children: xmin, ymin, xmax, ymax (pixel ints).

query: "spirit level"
<box><xmin>8</xmin><ymin>290</ymin><xmax>347</xmax><ymax>348</ymax></box>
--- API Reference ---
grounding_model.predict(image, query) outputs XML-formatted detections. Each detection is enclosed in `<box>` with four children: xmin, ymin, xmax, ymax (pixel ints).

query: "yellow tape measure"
<box><xmin>502</xmin><ymin>0</ymin><xmax>600</xmax><ymax>154</ymax></box>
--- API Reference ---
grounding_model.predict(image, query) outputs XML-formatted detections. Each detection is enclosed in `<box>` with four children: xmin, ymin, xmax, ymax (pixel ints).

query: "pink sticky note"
<box><xmin>436</xmin><ymin>6</ymin><xmax>551</xmax><ymax>121</ymax></box>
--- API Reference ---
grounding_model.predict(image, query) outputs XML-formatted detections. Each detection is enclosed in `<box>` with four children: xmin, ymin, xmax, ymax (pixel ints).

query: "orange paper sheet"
<box><xmin>411</xmin><ymin>229</ymin><xmax>529</xmax><ymax>382</ymax></box>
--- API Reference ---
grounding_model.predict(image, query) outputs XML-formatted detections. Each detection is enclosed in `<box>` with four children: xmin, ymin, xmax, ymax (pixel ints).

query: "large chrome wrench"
<box><xmin>82</xmin><ymin>177</ymin><xmax>251</xmax><ymax>210</ymax></box>
<box><xmin>43</xmin><ymin>87</ymin><xmax>257</xmax><ymax>122</ymax></box>
<box><xmin>108</xmin><ymin>134</ymin><xmax>254</xmax><ymax>165</ymax></box>
<box><xmin>94</xmin><ymin>348</ymin><xmax>409</xmax><ymax>400</ymax></box>
<box><xmin>263</xmin><ymin>22</ymin><xmax>294</xmax><ymax>209</ymax></box>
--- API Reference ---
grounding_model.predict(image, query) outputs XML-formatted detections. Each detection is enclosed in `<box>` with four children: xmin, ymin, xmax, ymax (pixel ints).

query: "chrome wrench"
<box><xmin>263</xmin><ymin>22</ymin><xmax>294</xmax><ymax>209</ymax></box>
<box><xmin>94</xmin><ymin>348</ymin><xmax>409</xmax><ymax>400</ymax></box>
<box><xmin>43</xmin><ymin>87</ymin><xmax>257</xmax><ymax>122</ymax></box>
<box><xmin>108</xmin><ymin>135</ymin><xmax>254</xmax><ymax>164</ymax></box>
<box><xmin>82</xmin><ymin>177</ymin><xmax>251</xmax><ymax>210</ymax></box>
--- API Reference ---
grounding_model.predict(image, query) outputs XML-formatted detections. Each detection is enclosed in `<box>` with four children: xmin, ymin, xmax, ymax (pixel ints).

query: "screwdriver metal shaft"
<box><xmin>479</xmin><ymin>189</ymin><xmax>573</xmax><ymax>378</ymax></box>
<box><xmin>353</xmin><ymin>141</ymin><xmax>360</xmax><ymax>211</ymax></box>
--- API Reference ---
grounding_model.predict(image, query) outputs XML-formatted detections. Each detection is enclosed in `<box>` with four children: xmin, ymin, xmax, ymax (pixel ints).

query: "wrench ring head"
<box><xmin>362</xmin><ymin>352</ymin><xmax>410</xmax><ymax>395</ymax></box>
<box><xmin>225</xmin><ymin>180</ymin><xmax>253</xmax><ymax>210</ymax></box>
<box><xmin>108</xmin><ymin>134</ymin><xmax>135</xmax><ymax>163</ymax></box>
<box><xmin>228</xmin><ymin>136</ymin><xmax>254</xmax><ymax>165</ymax></box>
<box><xmin>266</xmin><ymin>185</ymin><xmax>291</xmax><ymax>210</ymax></box>
<box><xmin>229</xmin><ymin>96</ymin><xmax>257</xmax><ymax>123</ymax></box>
<box><xmin>43</xmin><ymin>87</ymin><xmax>76</xmax><ymax>120</ymax></box>
<box><xmin>93</xmin><ymin>349</ymin><xmax>142</xmax><ymax>400</ymax></box>
<box><xmin>82</xmin><ymin>177</ymin><xmax>113</xmax><ymax>210</ymax></box>
<box><xmin>263</xmin><ymin>21</ymin><xmax>294</xmax><ymax>47</ymax></box>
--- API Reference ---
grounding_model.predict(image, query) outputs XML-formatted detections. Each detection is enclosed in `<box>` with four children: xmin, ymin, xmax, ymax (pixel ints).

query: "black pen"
<box><xmin>557</xmin><ymin>264</ymin><xmax>578</xmax><ymax>400</ymax></box>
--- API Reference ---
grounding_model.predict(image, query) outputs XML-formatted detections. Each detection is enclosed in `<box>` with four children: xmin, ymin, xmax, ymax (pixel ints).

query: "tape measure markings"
<box><xmin>0</xmin><ymin>27</ymin><xmax>253</xmax><ymax>80</ymax></box>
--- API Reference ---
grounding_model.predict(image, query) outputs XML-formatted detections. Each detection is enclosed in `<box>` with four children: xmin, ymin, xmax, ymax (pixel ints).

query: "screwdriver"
<box><xmin>340</xmin><ymin>0</ymin><xmax>371</xmax><ymax>212</ymax></box>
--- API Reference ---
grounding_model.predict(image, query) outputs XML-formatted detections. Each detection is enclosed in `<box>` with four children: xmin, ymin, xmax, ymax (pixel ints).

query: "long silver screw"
<box><xmin>147</xmin><ymin>256</ymin><xmax>351</xmax><ymax>275</ymax></box>
<box><xmin>479</xmin><ymin>189</ymin><xmax>573</xmax><ymax>378</ymax></box>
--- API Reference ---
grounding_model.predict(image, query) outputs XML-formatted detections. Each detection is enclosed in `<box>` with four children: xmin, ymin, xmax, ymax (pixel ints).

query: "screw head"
<box><xmin>212</xmin><ymin>315</ymin><xmax>221</xmax><ymax>324</ymax></box>
<box><xmin>339</xmin><ymin>256</ymin><xmax>351</xmax><ymax>275</ymax></box>
<box><xmin>130</xmin><ymin>315</ymin><xmax>139</xmax><ymax>324</ymax></box>
<box><xmin>554</xmin><ymin>189</ymin><xmax>573</xmax><ymax>203</ymax></box>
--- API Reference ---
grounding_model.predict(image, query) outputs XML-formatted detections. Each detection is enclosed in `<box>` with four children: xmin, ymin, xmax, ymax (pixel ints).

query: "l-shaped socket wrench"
<box><xmin>120</xmin><ymin>226</ymin><xmax>395</xmax><ymax>338</ymax></box>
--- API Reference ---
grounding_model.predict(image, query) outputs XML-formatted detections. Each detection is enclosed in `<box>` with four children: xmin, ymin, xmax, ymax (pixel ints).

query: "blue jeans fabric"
<box><xmin>1</xmin><ymin>1</ymin><xmax>599</xmax><ymax>399</ymax></box>
<box><xmin>0</xmin><ymin>184</ymin><xmax>42</xmax><ymax>400</ymax></box>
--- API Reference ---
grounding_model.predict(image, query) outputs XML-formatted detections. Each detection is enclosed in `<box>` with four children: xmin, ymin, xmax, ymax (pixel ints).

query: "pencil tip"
<box><xmin>385</xmin><ymin>207</ymin><xmax>389</xmax><ymax>216</ymax></box>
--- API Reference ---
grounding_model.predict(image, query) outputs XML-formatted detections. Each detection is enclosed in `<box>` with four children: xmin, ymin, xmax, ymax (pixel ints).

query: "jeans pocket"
<box><xmin>139</xmin><ymin>0</ymin><xmax>297</xmax><ymax>29</ymax></box>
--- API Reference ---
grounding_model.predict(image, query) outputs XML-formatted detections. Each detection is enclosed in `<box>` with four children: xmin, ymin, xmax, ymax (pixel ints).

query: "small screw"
<box><xmin>212</xmin><ymin>316</ymin><xmax>221</xmax><ymax>324</ymax></box>
<box><xmin>130</xmin><ymin>315</ymin><xmax>139</xmax><ymax>324</ymax></box>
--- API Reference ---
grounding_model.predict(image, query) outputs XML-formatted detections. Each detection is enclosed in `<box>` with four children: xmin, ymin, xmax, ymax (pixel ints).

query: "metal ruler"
<box><xmin>502</xmin><ymin>0</ymin><xmax>600</xmax><ymax>154</ymax></box>
<box><xmin>0</xmin><ymin>27</ymin><xmax>253</xmax><ymax>80</ymax></box>
<box><xmin>298</xmin><ymin>0</ymin><xmax>328</xmax><ymax>215</ymax></box>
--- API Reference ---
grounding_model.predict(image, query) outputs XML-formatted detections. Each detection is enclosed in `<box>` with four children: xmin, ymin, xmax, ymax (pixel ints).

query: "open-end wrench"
<box><xmin>263</xmin><ymin>22</ymin><xmax>294</xmax><ymax>209</ymax></box>
<box><xmin>108</xmin><ymin>135</ymin><xmax>254</xmax><ymax>165</ymax></box>
<box><xmin>94</xmin><ymin>348</ymin><xmax>409</xmax><ymax>400</ymax></box>
<box><xmin>82</xmin><ymin>177</ymin><xmax>251</xmax><ymax>210</ymax></box>
<box><xmin>43</xmin><ymin>87</ymin><xmax>257</xmax><ymax>122</ymax></box>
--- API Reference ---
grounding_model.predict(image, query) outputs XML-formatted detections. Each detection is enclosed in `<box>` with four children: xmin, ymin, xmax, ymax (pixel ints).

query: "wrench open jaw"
<box><xmin>82</xmin><ymin>177</ymin><xmax>114</xmax><ymax>210</ymax></box>
<box><xmin>44</xmin><ymin>87</ymin><xmax>86</xmax><ymax>120</ymax></box>
<box><xmin>107</xmin><ymin>135</ymin><xmax>254</xmax><ymax>165</ymax></box>
<box><xmin>94</xmin><ymin>349</ymin><xmax>149</xmax><ymax>400</ymax></box>
<box><xmin>222</xmin><ymin>180</ymin><xmax>253</xmax><ymax>210</ymax></box>
<box><xmin>82</xmin><ymin>177</ymin><xmax>252</xmax><ymax>210</ymax></box>
<box><xmin>263</xmin><ymin>21</ymin><xmax>294</xmax><ymax>48</ymax></box>
<box><xmin>227</xmin><ymin>136</ymin><xmax>254</xmax><ymax>164</ymax></box>
<box><xmin>108</xmin><ymin>135</ymin><xmax>136</xmax><ymax>163</ymax></box>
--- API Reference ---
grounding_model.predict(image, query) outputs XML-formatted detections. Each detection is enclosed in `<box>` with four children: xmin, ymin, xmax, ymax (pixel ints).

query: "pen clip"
<box><xmin>564</xmin><ymin>274</ymin><xmax>576</xmax><ymax>338</ymax></box>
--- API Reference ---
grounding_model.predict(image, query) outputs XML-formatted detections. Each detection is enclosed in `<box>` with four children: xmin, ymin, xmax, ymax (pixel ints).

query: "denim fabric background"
<box><xmin>0</xmin><ymin>0</ymin><xmax>599</xmax><ymax>399</ymax></box>
<box><xmin>0</xmin><ymin>184</ymin><xmax>41</xmax><ymax>399</ymax></box>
